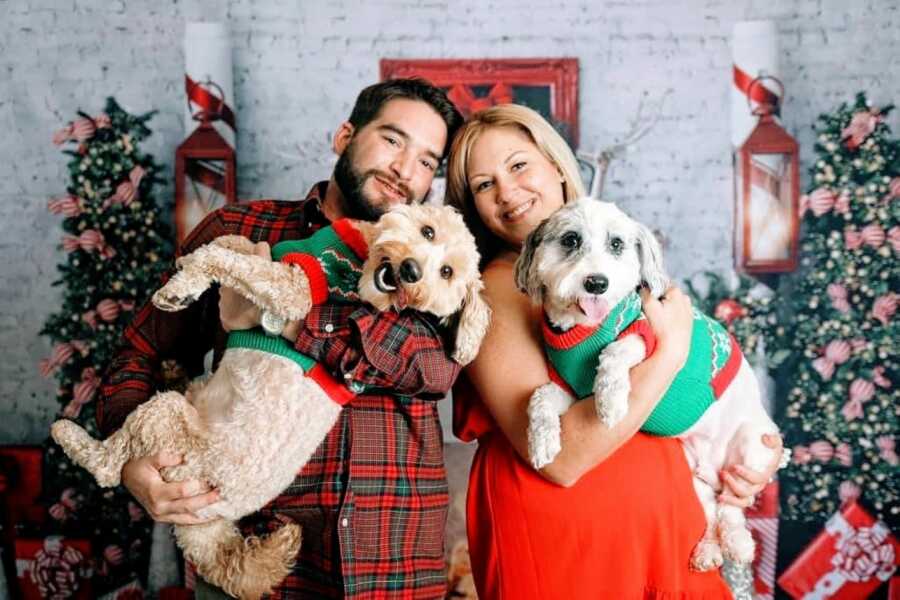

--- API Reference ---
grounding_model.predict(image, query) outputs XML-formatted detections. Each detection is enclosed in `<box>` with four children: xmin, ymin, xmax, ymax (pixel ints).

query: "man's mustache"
<box><xmin>366</xmin><ymin>171</ymin><xmax>412</xmax><ymax>201</ymax></box>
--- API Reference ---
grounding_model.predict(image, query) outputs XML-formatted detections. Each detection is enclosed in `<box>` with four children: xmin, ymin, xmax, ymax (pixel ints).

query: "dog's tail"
<box><xmin>50</xmin><ymin>420</ymin><xmax>129</xmax><ymax>488</ymax></box>
<box><xmin>175</xmin><ymin>518</ymin><xmax>302</xmax><ymax>600</ymax></box>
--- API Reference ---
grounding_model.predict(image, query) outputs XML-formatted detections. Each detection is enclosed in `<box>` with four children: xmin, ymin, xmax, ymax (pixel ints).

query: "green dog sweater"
<box><xmin>225</xmin><ymin>219</ymin><xmax>368</xmax><ymax>405</ymax></box>
<box><xmin>543</xmin><ymin>291</ymin><xmax>743</xmax><ymax>436</ymax></box>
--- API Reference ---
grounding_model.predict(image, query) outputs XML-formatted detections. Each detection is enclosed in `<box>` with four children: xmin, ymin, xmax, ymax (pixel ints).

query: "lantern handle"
<box><xmin>188</xmin><ymin>78</ymin><xmax>226</xmax><ymax>124</ymax></box>
<box><xmin>747</xmin><ymin>74</ymin><xmax>784</xmax><ymax>118</ymax></box>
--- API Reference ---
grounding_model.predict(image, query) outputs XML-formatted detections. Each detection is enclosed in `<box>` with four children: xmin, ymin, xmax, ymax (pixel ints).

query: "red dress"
<box><xmin>454</xmin><ymin>377</ymin><xmax>733</xmax><ymax>600</ymax></box>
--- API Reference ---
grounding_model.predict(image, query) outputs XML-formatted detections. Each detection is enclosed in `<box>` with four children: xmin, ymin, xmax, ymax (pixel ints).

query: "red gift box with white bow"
<box><xmin>15</xmin><ymin>536</ymin><xmax>93</xmax><ymax>599</ymax></box>
<box><xmin>777</xmin><ymin>500</ymin><xmax>898</xmax><ymax>599</ymax></box>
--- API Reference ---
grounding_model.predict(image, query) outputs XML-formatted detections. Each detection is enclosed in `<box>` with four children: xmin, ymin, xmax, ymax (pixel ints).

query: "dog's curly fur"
<box><xmin>51</xmin><ymin>203</ymin><xmax>489</xmax><ymax>599</ymax></box>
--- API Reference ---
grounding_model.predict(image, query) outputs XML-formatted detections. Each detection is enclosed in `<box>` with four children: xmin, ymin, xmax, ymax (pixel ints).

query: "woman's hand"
<box><xmin>641</xmin><ymin>285</ymin><xmax>693</xmax><ymax>370</ymax></box>
<box><xmin>719</xmin><ymin>433</ymin><xmax>784</xmax><ymax>508</ymax></box>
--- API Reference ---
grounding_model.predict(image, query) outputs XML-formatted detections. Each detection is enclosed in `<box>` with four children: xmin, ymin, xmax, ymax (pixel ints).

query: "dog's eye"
<box><xmin>560</xmin><ymin>231</ymin><xmax>581</xmax><ymax>250</ymax></box>
<box><xmin>440</xmin><ymin>265</ymin><xmax>454</xmax><ymax>279</ymax></box>
<box><xmin>610</xmin><ymin>237</ymin><xmax>624</xmax><ymax>254</ymax></box>
<box><xmin>421</xmin><ymin>225</ymin><xmax>435</xmax><ymax>241</ymax></box>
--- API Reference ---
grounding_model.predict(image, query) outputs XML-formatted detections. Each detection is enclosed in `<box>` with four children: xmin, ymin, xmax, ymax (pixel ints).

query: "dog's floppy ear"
<box><xmin>514</xmin><ymin>218</ymin><xmax>549</xmax><ymax>302</ymax></box>
<box><xmin>451</xmin><ymin>280</ymin><xmax>491</xmax><ymax>366</ymax></box>
<box><xmin>635</xmin><ymin>222</ymin><xmax>669</xmax><ymax>298</ymax></box>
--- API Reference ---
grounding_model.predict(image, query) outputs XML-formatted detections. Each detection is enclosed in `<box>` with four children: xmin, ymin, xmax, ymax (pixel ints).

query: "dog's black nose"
<box><xmin>583</xmin><ymin>274</ymin><xmax>608</xmax><ymax>295</ymax></box>
<box><xmin>399</xmin><ymin>258</ymin><xmax>422</xmax><ymax>283</ymax></box>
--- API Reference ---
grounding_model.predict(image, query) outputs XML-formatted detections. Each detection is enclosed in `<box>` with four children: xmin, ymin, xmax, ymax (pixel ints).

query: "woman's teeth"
<box><xmin>504</xmin><ymin>199</ymin><xmax>533</xmax><ymax>220</ymax></box>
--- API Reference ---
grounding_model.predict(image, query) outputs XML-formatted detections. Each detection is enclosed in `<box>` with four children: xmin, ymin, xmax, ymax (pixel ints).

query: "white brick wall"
<box><xmin>2</xmin><ymin>0</ymin><xmax>898</xmax><ymax>442</ymax></box>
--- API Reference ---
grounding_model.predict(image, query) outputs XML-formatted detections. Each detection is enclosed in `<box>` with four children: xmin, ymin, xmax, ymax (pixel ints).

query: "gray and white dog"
<box><xmin>514</xmin><ymin>197</ymin><xmax>781</xmax><ymax>570</ymax></box>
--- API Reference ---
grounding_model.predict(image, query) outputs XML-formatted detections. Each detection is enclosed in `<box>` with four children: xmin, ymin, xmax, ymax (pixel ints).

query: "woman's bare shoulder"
<box><xmin>482</xmin><ymin>255</ymin><xmax>518</xmax><ymax>295</ymax></box>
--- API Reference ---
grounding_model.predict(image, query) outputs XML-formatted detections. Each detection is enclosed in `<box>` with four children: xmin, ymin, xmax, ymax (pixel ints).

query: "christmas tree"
<box><xmin>38</xmin><ymin>98</ymin><xmax>173</xmax><ymax>593</ymax></box>
<box><xmin>773</xmin><ymin>93</ymin><xmax>898</xmax><ymax>526</ymax></box>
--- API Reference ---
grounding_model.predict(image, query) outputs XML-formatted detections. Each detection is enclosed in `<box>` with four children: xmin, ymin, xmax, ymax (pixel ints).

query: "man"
<box><xmin>98</xmin><ymin>79</ymin><xmax>465</xmax><ymax>598</ymax></box>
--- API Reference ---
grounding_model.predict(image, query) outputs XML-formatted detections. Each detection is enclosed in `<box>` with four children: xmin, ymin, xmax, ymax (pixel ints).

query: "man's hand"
<box><xmin>121</xmin><ymin>452</ymin><xmax>220</xmax><ymax>525</ymax></box>
<box><xmin>218</xmin><ymin>241</ymin><xmax>271</xmax><ymax>332</ymax></box>
<box><xmin>719</xmin><ymin>433</ymin><xmax>784</xmax><ymax>508</ymax></box>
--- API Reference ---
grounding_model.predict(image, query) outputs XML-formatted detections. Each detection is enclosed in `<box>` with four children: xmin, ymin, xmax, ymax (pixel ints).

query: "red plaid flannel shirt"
<box><xmin>98</xmin><ymin>182</ymin><xmax>459</xmax><ymax>599</ymax></box>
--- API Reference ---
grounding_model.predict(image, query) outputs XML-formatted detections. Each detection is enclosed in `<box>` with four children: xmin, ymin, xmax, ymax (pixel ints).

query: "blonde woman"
<box><xmin>446</xmin><ymin>104</ymin><xmax>781</xmax><ymax>599</ymax></box>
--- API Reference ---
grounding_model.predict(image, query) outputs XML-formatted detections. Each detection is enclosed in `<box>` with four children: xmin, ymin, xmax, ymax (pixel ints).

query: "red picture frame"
<box><xmin>380</xmin><ymin>58</ymin><xmax>579</xmax><ymax>147</ymax></box>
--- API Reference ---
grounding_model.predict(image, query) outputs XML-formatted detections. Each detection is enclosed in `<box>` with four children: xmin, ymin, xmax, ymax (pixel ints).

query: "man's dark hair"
<box><xmin>347</xmin><ymin>78</ymin><xmax>463</xmax><ymax>158</ymax></box>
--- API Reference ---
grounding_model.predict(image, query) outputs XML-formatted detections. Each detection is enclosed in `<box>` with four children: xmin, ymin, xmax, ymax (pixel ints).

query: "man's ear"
<box><xmin>332</xmin><ymin>121</ymin><xmax>355</xmax><ymax>154</ymax></box>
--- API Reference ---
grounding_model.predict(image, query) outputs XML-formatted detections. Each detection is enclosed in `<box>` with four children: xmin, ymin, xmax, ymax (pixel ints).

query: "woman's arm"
<box><xmin>465</xmin><ymin>260</ymin><xmax>694</xmax><ymax>487</ymax></box>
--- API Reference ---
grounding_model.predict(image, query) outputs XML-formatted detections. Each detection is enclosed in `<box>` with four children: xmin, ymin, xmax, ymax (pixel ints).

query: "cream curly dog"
<box><xmin>515</xmin><ymin>198</ymin><xmax>780</xmax><ymax>572</ymax></box>
<box><xmin>51</xmin><ymin>203</ymin><xmax>490</xmax><ymax>599</ymax></box>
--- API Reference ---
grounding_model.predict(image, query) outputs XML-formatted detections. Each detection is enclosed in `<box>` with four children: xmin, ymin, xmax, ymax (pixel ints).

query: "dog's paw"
<box><xmin>152</xmin><ymin>288</ymin><xmax>198</xmax><ymax>312</ymax></box>
<box><xmin>593</xmin><ymin>372</ymin><xmax>630</xmax><ymax>428</ymax></box>
<box><xmin>690</xmin><ymin>540</ymin><xmax>724</xmax><ymax>572</ymax></box>
<box><xmin>527</xmin><ymin>408</ymin><xmax>562</xmax><ymax>470</ymax></box>
<box><xmin>720</xmin><ymin>525</ymin><xmax>756</xmax><ymax>564</ymax></box>
<box><xmin>593</xmin><ymin>369</ymin><xmax>630</xmax><ymax>426</ymax></box>
<box><xmin>152</xmin><ymin>272</ymin><xmax>210</xmax><ymax>312</ymax></box>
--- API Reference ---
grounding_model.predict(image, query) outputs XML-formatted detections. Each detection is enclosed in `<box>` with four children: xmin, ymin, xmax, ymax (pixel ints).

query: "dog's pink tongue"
<box><xmin>394</xmin><ymin>287</ymin><xmax>408</xmax><ymax>310</ymax></box>
<box><xmin>578</xmin><ymin>297</ymin><xmax>610</xmax><ymax>323</ymax></box>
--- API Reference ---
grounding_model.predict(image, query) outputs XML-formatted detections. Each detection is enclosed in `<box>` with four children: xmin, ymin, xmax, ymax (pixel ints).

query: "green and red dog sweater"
<box><xmin>543</xmin><ymin>291</ymin><xmax>743</xmax><ymax>436</ymax></box>
<box><xmin>225</xmin><ymin>219</ymin><xmax>368</xmax><ymax>406</ymax></box>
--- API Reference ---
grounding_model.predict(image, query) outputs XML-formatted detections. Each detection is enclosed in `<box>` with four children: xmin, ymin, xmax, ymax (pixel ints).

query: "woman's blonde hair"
<box><xmin>445</xmin><ymin>104</ymin><xmax>586</xmax><ymax>267</ymax></box>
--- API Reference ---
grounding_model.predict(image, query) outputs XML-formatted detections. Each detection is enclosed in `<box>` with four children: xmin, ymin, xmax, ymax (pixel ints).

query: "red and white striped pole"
<box><xmin>731</xmin><ymin>20</ymin><xmax>781</xmax><ymax>149</ymax></box>
<box><xmin>184</xmin><ymin>22</ymin><xmax>235</xmax><ymax>147</ymax></box>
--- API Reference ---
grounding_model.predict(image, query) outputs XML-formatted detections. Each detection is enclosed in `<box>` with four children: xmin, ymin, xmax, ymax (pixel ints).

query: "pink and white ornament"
<box><xmin>62</xmin><ymin>229</ymin><xmax>116</xmax><ymax>258</ymax></box>
<box><xmin>812</xmin><ymin>340</ymin><xmax>851</xmax><ymax>381</ymax></box>
<box><xmin>52</xmin><ymin>124</ymin><xmax>74</xmax><ymax>146</ymax></box>
<box><xmin>809</xmin><ymin>187</ymin><xmax>837</xmax><ymax>217</ymax></box>
<box><xmin>62</xmin><ymin>367</ymin><xmax>100</xmax><ymax>418</ymax></box>
<box><xmin>827</xmin><ymin>283</ymin><xmax>851</xmax><ymax>314</ymax></box>
<box><xmin>842</xmin><ymin>379</ymin><xmax>875</xmax><ymax>421</ymax></box>
<box><xmin>860</xmin><ymin>223</ymin><xmax>885</xmax><ymax>248</ymax></box>
<box><xmin>103</xmin><ymin>165</ymin><xmax>146</xmax><ymax>209</ymax></box>
<box><xmin>47</xmin><ymin>195</ymin><xmax>84</xmax><ymax>218</ymax></box>
<box><xmin>39</xmin><ymin>343</ymin><xmax>75</xmax><ymax>377</ymax></box>
<box><xmin>841</xmin><ymin>110</ymin><xmax>880</xmax><ymax>150</ymax></box>
<box><xmin>833</xmin><ymin>190</ymin><xmax>851</xmax><ymax>214</ymax></box>
<box><xmin>888</xmin><ymin>226</ymin><xmax>900</xmax><ymax>253</ymax></box>
<box><xmin>71</xmin><ymin>117</ymin><xmax>96</xmax><ymax>143</ymax></box>
<box><xmin>96</xmin><ymin>299</ymin><xmax>121</xmax><ymax>322</ymax></box>
<box><xmin>838</xmin><ymin>481</ymin><xmax>861</xmax><ymax>504</ymax></box>
<box><xmin>834</xmin><ymin>442</ymin><xmax>853</xmax><ymax>467</ymax></box>
<box><xmin>875</xmin><ymin>436</ymin><xmax>897</xmax><ymax>466</ymax></box>
<box><xmin>844</xmin><ymin>228</ymin><xmax>863</xmax><ymax>251</ymax></box>
<box><xmin>872</xmin><ymin>366</ymin><xmax>891</xmax><ymax>388</ymax></box>
<box><xmin>871</xmin><ymin>293</ymin><xmax>896</xmax><ymax>325</ymax></box>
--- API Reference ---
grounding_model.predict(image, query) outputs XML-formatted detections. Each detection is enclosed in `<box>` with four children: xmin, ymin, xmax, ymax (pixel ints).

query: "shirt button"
<box><xmin>324</xmin><ymin>323</ymin><xmax>334</xmax><ymax>333</ymax></box>
<box><xmin>341</xmin><ymin>518</ymin><xmax>349</xmax><ymax>527</ymax></box>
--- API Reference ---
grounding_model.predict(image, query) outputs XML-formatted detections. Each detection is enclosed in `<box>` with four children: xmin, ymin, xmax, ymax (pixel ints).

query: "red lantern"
<box><xmin>174</xmin><ymin>80</ymin><xmax>236</xmax><ymax>245</ymax></box>
<box><xmin>734</xmin><ymin>76</ymin><xmax>799</xmax><ymax>273</ymax></box>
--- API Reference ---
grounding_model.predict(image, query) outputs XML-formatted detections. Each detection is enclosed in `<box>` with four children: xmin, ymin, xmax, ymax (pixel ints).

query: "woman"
<box><xmin>445</xmin><ymin>104</ymin><xmax>781</xmax><ymax>599</ymax></box>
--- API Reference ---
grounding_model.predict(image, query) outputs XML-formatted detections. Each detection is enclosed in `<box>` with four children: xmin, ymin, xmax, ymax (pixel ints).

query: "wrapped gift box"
<box><xmin>15</xmin><ymin>536</ymin><xmax>92</xmax><ymax>599</ymax></box>
<box><xmin>746</xmin><ymin>480</ymin><xmax>779</xmax><ymax>600</ymax></box>
<box><xmin>777</xmin><ymin>500</ymin><xmax>898</xmax><ymax>599</ymax></box>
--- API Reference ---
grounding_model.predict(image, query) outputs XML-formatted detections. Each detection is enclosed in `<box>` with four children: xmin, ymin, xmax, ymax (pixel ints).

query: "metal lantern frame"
<box><xmin>734</xmin><ymin>75</ymin><xmax>800</xmax><ymax>274</ymax></box>
<box><xmin>174</xmin><ymin>80</ymin><xmax>236</xmax><ymax>244</ymax></box>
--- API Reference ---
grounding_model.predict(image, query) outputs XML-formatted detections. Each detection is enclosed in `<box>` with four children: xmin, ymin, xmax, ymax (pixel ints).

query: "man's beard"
<box><xmin>333</xmin><ymin>140</ymin><xmax>418</xmax><ymax>221</ymax></box>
